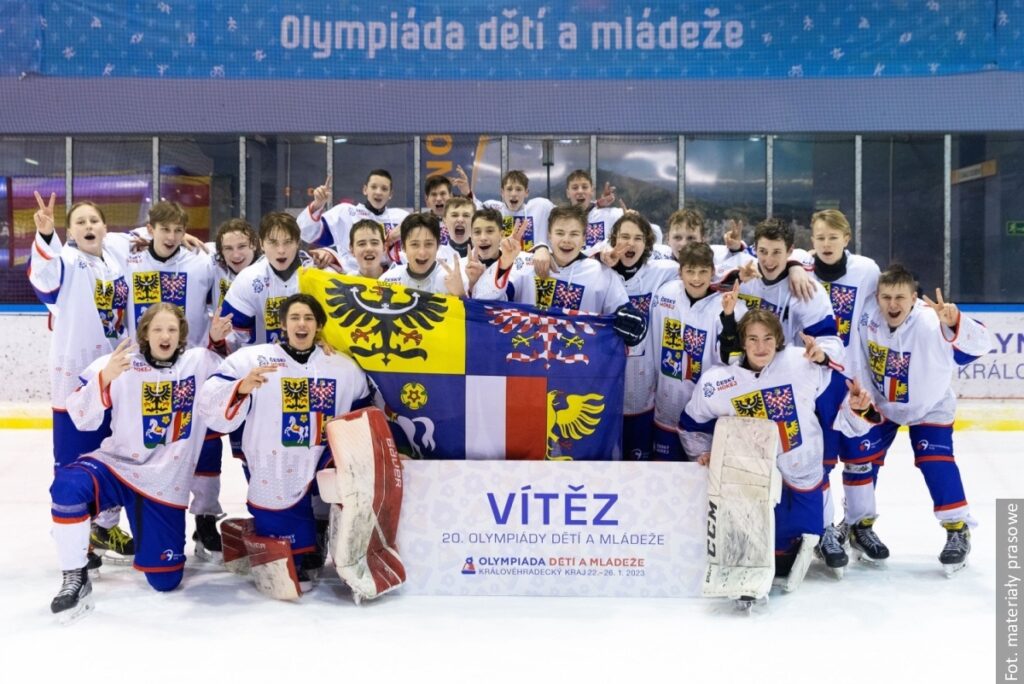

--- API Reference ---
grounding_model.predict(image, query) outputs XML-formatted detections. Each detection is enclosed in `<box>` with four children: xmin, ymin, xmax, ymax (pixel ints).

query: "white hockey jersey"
<box><xmin>583</xmin><ymin>206</ymin><xmax>624</xmax><ymax>253</ymax></box>
<box><xmin>197</xmin><ymin>344</ymin><xmax>371</xmax><ymax>510</ymax></box>
<box><xmin>298</xmin><ymin>202</ymin><xmax>409</xmax><ymax>273</ymax></box>
<box><xmin>105</xmin><ymin>235</ymin><xmax>216</xmax><ymax>348</ymax></box>
<box><xmin>652</xmin><ymin>282</ymin><xmax>748</xmax><ymax>433</ymax></box>
<box><xmin>681</xmin><ymin>347</ymin><xmax>873</xmax><ymax>490</ymax></box>
<box><xmin>481</xmin><ymin>197</ymin><xmax>554</xmax><ymax>252</ymax></box>
<box><xmin>801</xmin><ymin>251</ymin><xmax>880</xmax><ymax>381</ymax></box>
<box><xmin>619</xmin><ymin>260</ymin><xmax>679</xmax><ymax>414</ymax></box>
<box><xmin>854</xmin><ymin>301</ymin><xmax>992</xmax><ymax>426</ymax></box>
<box><xmin>29</xmin><ymin>232</ymin><xmax>128</xmax><ymax>408</ymax></box>
<box><xmin>737</xmin><ymin>271</ymin><xmax>845</xmax><ymax>367</ymax></box>
<box><xmin>379</xmin><ymin>262</ymin><xmax>451</xmax><ymax>294</ymax></box>
<box><xmin>67</xmin><ymin>347</ymin><xmax>222</xmax><ymax>508</ymax></box>
<box><xmin>475</xmin><ymin>253</ymin><xmax>629</xmax><ymax>315</ymax></box>
<box><xmin>220</xmin><ymin>254</ymin><xmax>313</xmax><ymax>348</ymax></box>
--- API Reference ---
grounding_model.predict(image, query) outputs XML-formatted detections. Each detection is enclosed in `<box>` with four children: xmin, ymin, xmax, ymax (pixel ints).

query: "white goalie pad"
<box><xmin>774</xmin><ymin>533</ymin><xmax>820</xmax><ymax>593</ymax></box>
<box><xmin>321</xmin><ymin>407</ymin><xmax>406</xmax><ymax>604</ymax></box>
<box><xmin>702</xmin><ymin>417</ymin><xmax>782</xmax><ymax>601</ymax></box>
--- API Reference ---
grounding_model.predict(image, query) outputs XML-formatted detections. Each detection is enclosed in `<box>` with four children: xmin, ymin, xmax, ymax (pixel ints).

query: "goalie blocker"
<box><xmin>219</xmin><ymin>407</ymin><xmax>406</xmax><ymax>603</ymax></box>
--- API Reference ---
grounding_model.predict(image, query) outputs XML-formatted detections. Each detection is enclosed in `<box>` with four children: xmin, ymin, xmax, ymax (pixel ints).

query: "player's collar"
<box><xmin>148</xmin><ymin>242</ymin><xmax>180</xmax><ymax>263</ymax></box>
<box><xmin>363</xmin><ymin>202</ymin><xmax>386</xmax><ymax>217</ymax></box>
<box><xmin>143</xmin><ymin>347</ymin><xmax>182</xmax><ymax>369</ymax></box>
<box><xmin>814</xmin><ymin>251</ymin><xmax>848</xmax><ymax>282</ymax></box>
<box><xmin>280</xmin><ymin>340</ymin><xmax>315</xmax><ymax>364</ymax></box>
<box><xmin>270</xmin><ymin>257</ymin><xmax>301</xmax><ymax>282</ymax></box>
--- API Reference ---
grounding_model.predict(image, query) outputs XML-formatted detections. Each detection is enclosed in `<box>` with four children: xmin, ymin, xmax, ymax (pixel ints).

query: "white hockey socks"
<box><xmin>842</xmin><ymin>461</ymin><xmax>877</xmax><ymax>525</ymax></box>
<box><xmin>188</xmin><ymin>474</ymin><xmax>223</xmax><ymax>516</ymax></box>
<box><xmin>53</xmin><ymin>520</ymin><xmax>90</xmax><ymax>572</ymax></box>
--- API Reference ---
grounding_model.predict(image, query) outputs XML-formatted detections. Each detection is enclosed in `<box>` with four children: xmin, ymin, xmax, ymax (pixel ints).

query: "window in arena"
<box><xmin>332</xmin><ymin>135</ymin><xmax>415</xmax><ymax>210</ymax></box>
<box><xmin>951</xmin><ymin>133</ymin><xmax>1024</xmax><ymax>303</ymax></box>
<box><xmin>72</xmin><ymin>137</ymin><xmax>152</xmax><ymax>232</ymax></box>
<box><xmin>419</xmin><ymin>134</ymin><xmax>501</xmax><ymax>208</ymax></box>
<box><xmin>684</xmin><ymin>136</ymin><xmax>767</xmax><ymax>246</ymax></box>
<box><xmin>245</xmin><ymin>135</ymin><xmax>328</xmax><ymax>219</ymax></box>
<box><xmin>0</xmin><ymin>137</ymin><xmax>66</xmax><ymax>303</ymax></box>
<box><xmin>159</xmin><ymin>137</ymin><xmax>240</xmax><ymax>244</ymax></box>
<box><xmin>862</xmin><ymin>135</ymin><xmax>945</xmax><ymax>294</ymax></box>
<box><xmin>508</xmin><ymin>137</ymin><xmax>591</xmax><ymax>202</ymax></box>
<box><xmin>772</xmin><ymin>135</ymin><xmax>856</xmax><ymax>251</ymax></box>
<box><xmin>595</xmin><ymin>136</ymin><xmax>677</xmax><ymax>230</ymax></box>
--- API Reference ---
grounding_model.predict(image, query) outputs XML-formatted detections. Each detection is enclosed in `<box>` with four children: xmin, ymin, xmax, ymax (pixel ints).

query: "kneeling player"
<box><xmin>49</xmin><ymin>304</ymin><xmax>222</xmax><ymax>622</ymax></box>
<box><xmin>198</xmin><ymin>294</ymin><xmax>373</xmax><ymax>595</ymax></box>
<box><xmin>681</xmin><ymin>310</ymin><xmax>878</xmax><ymax>595</ymax></box>
<box><xmin>840</xmin><ymin>265</ymin><xmax>992</xmax><ymax>574</ymax></box>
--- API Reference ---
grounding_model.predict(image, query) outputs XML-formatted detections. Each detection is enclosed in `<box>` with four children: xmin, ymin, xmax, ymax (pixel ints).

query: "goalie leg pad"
<box><xmin>243</xmin><ymin>533</ymin><xmax>302</xmax><ymax>601</ymax></box>
<box><xmin>702</xmin><ymin>417</ymin><xmax>781</xmax><ymax>601</ymax></box>
<box><xmin>773</xmin><ymin>484</ymin><xmax>825</xmax><ymax>593</ymax></box>
<box><xmin>324</xmin><ymin>407</ymin><xmax>406</xmax><ymax>603</ymax></box>
<box><xmin>221</xmin><ymin>518</ymin><xmax>255</xmax><ymax>575</ymax></box>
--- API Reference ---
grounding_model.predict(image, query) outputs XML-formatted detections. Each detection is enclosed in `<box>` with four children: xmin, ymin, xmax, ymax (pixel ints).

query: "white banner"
<box><xmin>397</xmin><ymin>461</ymin><xmax>708</xmax><ymax>597</ymax></box>
<box><xmin>952</xmin><ymin>310</ymin><xmax>1024</xmax><ymax>399</ymax></box>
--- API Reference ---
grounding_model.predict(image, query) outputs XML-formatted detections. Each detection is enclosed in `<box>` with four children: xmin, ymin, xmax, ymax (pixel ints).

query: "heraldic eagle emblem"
<box><xmin>324</xmin><ymin>280</ymin><xmax>449</xmax><ymax>365</ymax></box>
<box><xmin>546</xmin><ymin>389</ymin><xmax>604</xmax><ymax>460</ymax></box>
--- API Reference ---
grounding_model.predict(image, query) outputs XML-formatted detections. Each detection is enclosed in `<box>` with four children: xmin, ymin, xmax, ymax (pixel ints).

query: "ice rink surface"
<box><xmin>1</xmin><ymin>428</ymin><xmax>1020</xmax><ymax>683</ymax></box>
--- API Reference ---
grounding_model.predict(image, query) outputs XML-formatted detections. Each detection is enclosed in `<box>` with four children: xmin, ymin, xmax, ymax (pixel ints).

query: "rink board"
<box><xmin>396</xmin><ymin>461</ymin><xmax>707</xmax><ymax>597</ymax></box>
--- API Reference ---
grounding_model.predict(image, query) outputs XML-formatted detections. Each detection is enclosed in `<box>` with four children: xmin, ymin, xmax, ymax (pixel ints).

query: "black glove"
<box><xmin>613</xmin><ymin>304</ymin><xmax>648</xmax><ymax>347</ymax></box>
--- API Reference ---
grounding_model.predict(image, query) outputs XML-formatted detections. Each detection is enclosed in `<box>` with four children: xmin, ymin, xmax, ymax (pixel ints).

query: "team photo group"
<box><xmin>30</xmin><ymin>162</ymin><xmax>992</xmax><ymax>621</ymax></box>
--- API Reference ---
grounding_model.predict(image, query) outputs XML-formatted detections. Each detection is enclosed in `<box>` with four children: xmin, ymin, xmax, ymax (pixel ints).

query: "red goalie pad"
<box><xmin>243</xmin><ymin>533</ymin><xmax>302</xmax><ymax>601</ymax></box>
<box><xmin>221</xmin><ymin>518</ymin><xmax>255</xmax><ymax>575</ymax></box>
<box><xmin>324</xmin><ymin>407</ymin><xmax>406</xmax><ymax>603</ymax></box>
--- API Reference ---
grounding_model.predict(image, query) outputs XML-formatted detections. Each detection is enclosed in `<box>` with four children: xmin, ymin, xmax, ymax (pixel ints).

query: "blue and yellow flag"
<box><xmin>299</xmin><ymin>268</ymin><xmax>626</xmax><ymax>460</ymax></box>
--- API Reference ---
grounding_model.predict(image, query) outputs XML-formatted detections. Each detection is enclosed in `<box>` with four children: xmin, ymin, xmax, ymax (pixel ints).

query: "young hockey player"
<box><xmin>29</xmin><ymin>193</ymin><xmax>136</xmax><ymax>564</ymax></box>
<box><xmin>599</xmin><ymin>212</ymin><xmax>679</xmax><ymax>459</ymax></box>
<box><xmin>841</xmin><ymin>266</ymin><xmax>992</xmax><ymax>575</ymax></box>
<box><xmin>210</xmin><ymin>218</ymin><xmax>260</xmax><ymax>308</ymax></box>
<box><xmin>461</xmin><ymin>207</ymin><xmax>508</xmax><ymax>297</ymax></box>
<box><xmin>565</xmin><ymin>169</ymin><xmax>623</xmax><ymax>252</ymax></box>
<box><xmin>441</xmin><ymin>196</ymin><xmax>475</xmax><ymax>258</ymax></box>
<box><xmin>197</xmin><ymin>294</ymin><xmax>373</xmax><ymax>592</ymax></box>
<box><xmin>379</xmin><ymin>212</ymin><xmax>466</xmax><ymax>295</ymax></box>
<box><xmin>481</xmin><ymin>170</ymin><xmax>554</xmax><ymax>254</ymax></box>
<box><xmin>348</xmin><ymin>219</ymin><xmax>388</xmax><ymax>280</ymax></box>
<box><xmin>48</xmin><ymin>303</ymin><xmax>222</xmax><ymax>622</ymax></box>
<box><xmin>476</xmin><ymin>206</ymin><xmax>647</xmax><ymax>347</ymax></box>
<box><xmin>299</xmin><ymin>170</ymin><xmax>409</xmax><ymax>272</ymax></box>
<box><xmin>220</xmin><ymin>212</ymin><xmax>314</xmax><ymax>346</ymax></box>
<box><xmin>801</xmin><ymin>209</ymin><xmax>881</xmax><ymax>573</ymax></box>
<box><xmin>682</xmin><ymin>309</ymin><xmax>878</xmax><ymax>594</ymax></box>
<box><xmin>730</xmin><ymin>218</ymin><xmax>843</xmax><ymax>362</ymax></box>
<box><xmin>104</xmin><ymin>201</ymin><xmax>216</xmax><ymax>347</ymax></box>
<box><xmin>651</xmin><ymin>242</ymin><xmax>745</xmax><ymax>461</ymax></box>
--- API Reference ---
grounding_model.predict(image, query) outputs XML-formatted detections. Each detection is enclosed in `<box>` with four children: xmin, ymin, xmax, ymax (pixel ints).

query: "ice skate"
<box><xmin>814</xmin><ymin>523</ymin><xmax>849</xmax><ymax>579</ymax></box>
<box><xmin>90</xmin><ymin>522</ymin><xmax>135</xmax><ymax>564</ymax></box>
<box><xmin>939</xmin><ymin>520</ymin><xmax>970</xmax><ymax>577</ymax></box>
<box><xmin>298</xmin><ymin>554</ymin><xmax>322</xmax><ymax>592</ymax></box>
<box><xmin>733</xmin><ymin>595</ymin><xmax>768</xmax><ymax>613</ymax></box>
<box><xmin>192</xmin><ymin>515</ymin><xmax>223</xmax><ymax>564</ymax></box>
<box><xmin>845</xmin><ymin>518</ymin><xmax>889</xmax><ymax>564</ymax></box>
<box><xmin>51</xmin><ymin>567</ymin><xmax>93</xmax><ymax>625</ymax></box>
<box><xmin>85</xmin><ymin>550</ymin><xmax>102</xmax><ymax>578</ymax></box>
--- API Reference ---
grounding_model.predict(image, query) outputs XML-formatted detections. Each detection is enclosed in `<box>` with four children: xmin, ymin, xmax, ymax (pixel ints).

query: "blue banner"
<box><xmin>4</xmin><ymin>1</ymin><xmax>1023</xmax><ymax>80</ymax></box>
